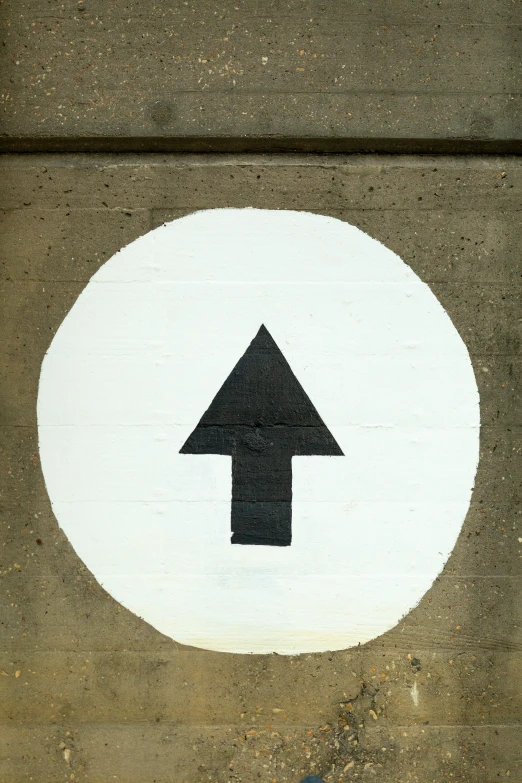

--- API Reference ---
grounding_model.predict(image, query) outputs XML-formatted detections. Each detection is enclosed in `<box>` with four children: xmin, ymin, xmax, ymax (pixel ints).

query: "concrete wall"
<box><xmin>1</xmin><ymin>0</ymin><xmax>521</xmax><ymax>780</ymax></box>
<box><xmin>0</xmin><ymin>1</ymin><xmax>520</xmax><ymax>151</ymax></box>
<box><xmin>1</xmin><ymin>154</ymin><xmax>521</xmax><ymax>782</ymax></box>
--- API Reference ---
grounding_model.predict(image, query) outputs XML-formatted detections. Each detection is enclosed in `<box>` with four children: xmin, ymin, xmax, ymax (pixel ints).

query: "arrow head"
<box><xmin>180</xmin><ymin>325</ymin><xmax>343</xmax><ymax>458</ymax></box>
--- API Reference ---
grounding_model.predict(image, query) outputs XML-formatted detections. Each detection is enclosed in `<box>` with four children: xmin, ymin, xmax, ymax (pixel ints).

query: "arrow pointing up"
<box><xmin>180</xmin><ymin>325</ymin><xmax>343</xmax><ymax>546</ymax></box>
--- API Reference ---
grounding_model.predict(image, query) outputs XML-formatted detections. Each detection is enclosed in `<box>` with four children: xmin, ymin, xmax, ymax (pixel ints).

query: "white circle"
<box><xmin>38</xmin><ymin>209</ymin><xmax>479</xmax><ymax>654</ymax></box>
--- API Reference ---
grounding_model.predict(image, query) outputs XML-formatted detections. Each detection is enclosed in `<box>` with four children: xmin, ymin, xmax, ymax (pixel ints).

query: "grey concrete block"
<box><xmin>473</xmin><ymin>426</ymin><xmax>522</xmax><ymax>504</ymax></box>
<box><xmin>1</xmin><ymin>155</ymin><xmax>521</xmax><ymax>212</ymax></box>
<box><xmin>0</xmin><ymin>724</ymin><xmax>237</xmax><ymax>783</ymax></box>
<box><xmin>0</xmin><ymin>722</ymin><xmax>520</xmax><ymax>782</ymax></box>
<box><xmin>445</xmin><ymin>501</ymin><xmax>522</xmax><ymax>577</ymax></box>
<box><xmin>359</xmin><ymin>725</ymin><xmax>522</xmax><ymax>782</ymax></box>
<box><xmin>431</xmin><ymin>283</ymin><xmax>522</xmax><ymax>355</ymax></box>
<box><xmin>1</xmin><ymin>646</ymin><xmax>520</xmax><ymax>727</ymax></box>
<box><xmin>0</xmin><ymin>208</ymin><xmax>151</xmax><ymax>282</ymax></box>
<box><xmin>476</xmin><ymin>357</ymin><xmax>522</xmax><ymax>426</ymax></box>
<box><xmin>0</xmin><ymin>3</ymin><xmax>520</xmax><ymax>149</ymax></box>
<box><xmin>326</xmin><ymin>210</ymin><xmax>522</xmax><ymax>285</ymax></box>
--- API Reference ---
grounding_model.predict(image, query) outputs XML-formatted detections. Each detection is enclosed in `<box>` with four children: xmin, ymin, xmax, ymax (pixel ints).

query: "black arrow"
<box><xmin>180</xmin><ymin>325</ymin><xmax>343</xmax><ymax>546</ymax></box>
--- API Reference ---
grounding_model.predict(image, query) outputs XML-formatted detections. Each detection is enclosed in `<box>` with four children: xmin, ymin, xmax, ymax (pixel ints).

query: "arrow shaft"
<box><xmin>231</xmin><ymin>455</ymin><xmax>292</xmax><ymax>546</ymax></box>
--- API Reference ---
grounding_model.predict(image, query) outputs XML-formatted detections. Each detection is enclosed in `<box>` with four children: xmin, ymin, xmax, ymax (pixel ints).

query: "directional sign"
<box><xmin>181</xmin><ymin>324</ymin><xmax>343</xmax><ymax>546</ymax></box>
<box><xmin>38</xmin><ymin>209</ymin><xmax>480</xmax><ymax>654</ymax></box>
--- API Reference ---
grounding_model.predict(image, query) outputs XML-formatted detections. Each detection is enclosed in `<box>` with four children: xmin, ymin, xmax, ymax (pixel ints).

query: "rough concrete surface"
<box><xmin>0</xmin><ymin>154</ymin><xmax>521</xmax><ymax>782</ymax></box>
<box><xmin>0</xmin><ymin>1</ymin><xmax>520</xmax><ymax>150</ymax></box>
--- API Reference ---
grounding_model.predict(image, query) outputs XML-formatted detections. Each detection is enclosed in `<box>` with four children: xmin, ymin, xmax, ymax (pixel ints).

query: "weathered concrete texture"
<box><xmin>1</xmin><ymin>155</ymin><xmax>521</xmax><ymax>782</ymax></box>
<box><xmin>0</xmin><ymin>1</ymin><xmax>520</xmax><ymax>150</ymax></box>
<box><xmin>0</xmin><ymin>724</ymin><xmax>520</xmax><ymax>783</ymax></box>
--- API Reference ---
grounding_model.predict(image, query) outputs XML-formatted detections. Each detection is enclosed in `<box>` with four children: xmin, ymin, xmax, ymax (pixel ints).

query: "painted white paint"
<box><xmin>410</xmin><ymin>680</ymin><xmax>420</xmax><ymax>707</ymax></box>
<box><xmin>37</xmin><ymin>209</ymin><xmax>480</xmax><ymax>654</ymax></box>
